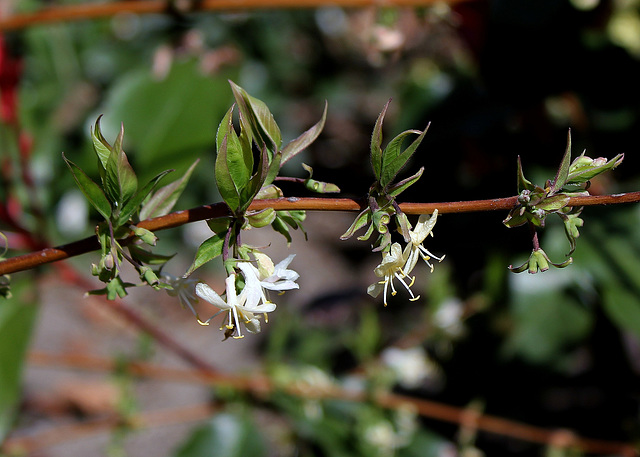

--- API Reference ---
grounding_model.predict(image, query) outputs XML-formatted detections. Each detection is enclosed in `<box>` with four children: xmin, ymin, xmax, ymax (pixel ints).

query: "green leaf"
<box><xmin>549</xmin><ymin>129</ymin><xmax>572</xmax><ymax>194</ymax></box>
<box><xmin>380</xmin><ymin>126</ymin><xmax>428</xmax><ymax>189</ymax></box>
<box><xmin>215</xmin><ymin>134</ymin><xmax>241</xmax><ymax>212</ymax></box>
<box><xmin>247</xmin><ymin>208</ymin><xmax>276</xmax><ymax>228</ymax></box>
<box><xmin>140</xmin><ymin>159</ymin><xmax>199</xmax><ymax>220</ymax></box>
<box><xmin>63</xmin><ymin>153</ymin><xmax>112</xmax><ymax>220</ymax></box>
<box><xmin>0</xmin><ymin>279</ymin><xmax>38</xmax><ymax>442</ymax></box>
<box><xmin>387</xmin><ymin>167</ymin><xmax>424</xmax><ymax>197</ymax></box>
<box><xmin>534</xmin><ymin>194</ymin><xmax>570</xmax><ymax>211</ymax></box>
<box><xmin>187</xmin><ymin>232</ymin><xmax>226</xmax><ymax>276</ymax></box>
<box><xmin>370</xmin><ymin>99</ymin><xmax>390</xmax><ymax>181</ymax></box>
<box><xmin>566</xmin><ymin>153</ymin><xmax>624</xmax><ymax>184</ymax></box>
<box><xmin>516</xmin><ymin>156</ymin><xmax>534</xmax><ymax>193</ymax></box>
<box><xmin>229</xmin><ymin>80</ymin><xmax>281</xmax><ymax>154</ymax></box>
<box><xmin>281</xmin><ymin>101</ymin><xmax>328</xmax><ymax>165</ymax></box>
<box><xmin>340</xmin><ymin>208</ymin><xmax>371</xmax><ymax>240</ymax></box>
<box><xmin>91</xmin><ymin>115</ymin><xmax>112</xmax><ymax>170</ymax></box>
<box><xmin>118</xmin><ymin>169</ymin><xmax>173</xmax><ymax>226</ymax></box>
<box><xmin>271</xmin><ymin>215</ymin><xmax>292</xmax><ymax>245</ymax></box>
<box><xmin>104</xmin><ymin>124</ymin><xmax>138</xmax><ymax>208</ymax></box>
<box><xmin>173</xmin><ymin>413</ymin><xmax>266</xmax><ymax>457</ymax></box>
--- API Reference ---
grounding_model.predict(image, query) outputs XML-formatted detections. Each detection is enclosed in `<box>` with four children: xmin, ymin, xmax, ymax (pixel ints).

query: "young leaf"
<box><xmin>215</xmin><ymin>134</ymin><xmax>241</xmax><ymax>212</ymax></box>
<box><xmin>140</xmin><ymin>159</ymin><xmax>199</xmax><ymax>220</ymax></box>
<box><xmin>117</xmin><ymin>169</ymin><xmax>173</xmax><ymax>226</ymax></box>
<box><xmin>91</xmin><ymin>115</ymin><xmax>112</xmax><ymax>170</ymax></box>
<box><xmin>229</xmin><ymin>80</ymin><xmax>281</xmax><ymax>154</ymax></box>
<box><xmin>186</xmin><ymin>232</ymin><xmax>226</xmax><ymax>276</ymax></box>
<box><xmin>516</xmin><ymin>156</ymin><xmax>534</xmax><ymax>193</ymax></box>
<box><xmin>281</xmin><ymin>101</ymin><xmax>328</xmax><ymax>165</ymax></box>
<box><xmin>104</xmin><ymin>124</ymin><xmax>138</xmax><ymax>207</ymax></box>
<box><xmin>370</xmin><ymin>99</ymin><xmax>391</xmax><ymax>181</ymax></box>
<box><xmin>388</xmin><ymin>167</ymin><xmax>424</xmax><ymax>197</ymax></box>
<box><xmin>63</xmin><ymin>153</ymin><xmax>112</xmax><ymax>220</ymax></box>
<box><xmin>549</xmin><ymin>129</ymin><xmax>572</xmax><ymax>194</ymax></box>
<box><xmin>380</xmin><ymin>126</ymin><xmax>428</xmax><ymax>189</ymax></box>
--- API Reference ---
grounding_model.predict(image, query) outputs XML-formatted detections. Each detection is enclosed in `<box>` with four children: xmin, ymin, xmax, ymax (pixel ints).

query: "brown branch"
<box><xmin>2</xmin><ymin>192</ymin><xmax>640</xmax><ymax>276</ymax></box>
<box><xmin>21</xmin><ymin>351</ymin><xmax>638</xmax><ymax>456</ymax></box>
<box><xmin>0</xmin><ymin>0</ymin><xmax>473</xmax><ymax>31</ymax></box>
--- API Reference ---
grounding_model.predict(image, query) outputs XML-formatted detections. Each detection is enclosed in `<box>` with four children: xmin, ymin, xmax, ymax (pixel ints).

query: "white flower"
<box><xmin>381</xmin><ymin>346</ymin><xmax>438</xmax><ymax>389</ymax></box>
<box><xmin>163</xmin><ymin>274</ymin><xmax>200</xmax><ymax>319</ymax></box>
<box><xmin>195</xmin><ymin>272</ymin><xmax>276</xmax><ymax>339</ymax></box>
<box><xmin>253</xmin><ymin>252</ymin><xmax>300</xmax><ymax>291</ymax></box>
<box><xmin>367</xmin><ymin>243</ymin><xmax>419</xmax><ymax>306</ymax></box>
<box><xmin>403</xmin><ymin>210</ymin><xmax>445</xmax><ymax>275</ymax></box>
<box><xmin>236</xmin><ymin>253</ymin><xmax>300</xmax><ymax>310</ymax></box>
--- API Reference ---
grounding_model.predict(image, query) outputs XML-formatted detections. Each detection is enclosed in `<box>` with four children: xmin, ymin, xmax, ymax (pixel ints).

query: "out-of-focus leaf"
<box><xmin>140</xmin><ymin>159</ymin><xmax>199</xmax><ymax>220</ymax></box>
<box><xmin>101</xmin><ymin>61</ymin><xmax>233</xmax><ymax>174</ymax></box>
<box><xmin>503</xmin><ymin>276</ymin><xmax>592</xmax><ymax>364</ymax></box>
<box><xmin>173</xmin><ymin>413</ymin><xmax>266</xmax><ymax>457</ymax></box>
<box><xmin>0</xmin><ymin>278</ymin><xmax>38</xmax><ymax>442</ymax></box>
<box><xmin>398</xmin><ymin>428</ymin><xmax>450</xmax><ymax>457</ymax></box>
<box><xmin>602</xmin><ymin>286</ymin><xmax>640</xmax><ymax>339</ymax></box>
<box><xmin>63</xmin><ymin>153</ymin><xmax>112</xmax><ymax>220</ymax></box>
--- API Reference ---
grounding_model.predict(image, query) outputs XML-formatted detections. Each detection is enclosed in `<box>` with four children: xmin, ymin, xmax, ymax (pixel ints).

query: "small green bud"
<box><xmin>133</xmin><ymin>227</ymin><xmax>157</xmax><ymax>246</ymax></box>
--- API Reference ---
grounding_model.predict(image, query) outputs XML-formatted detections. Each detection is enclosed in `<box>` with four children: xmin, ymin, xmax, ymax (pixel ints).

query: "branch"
<box><xmin>1</xmin><ymin>192</ymin><xmax>640</xmax><ymax>276</ymax></box>
<box><xmin>20</xmin><ymin>351</ymin><xmax>638</xmax><ymax>456</ymax></box>
<box><xmin>0</xmin><ymin>0</ymin><xmax>473</xmax><ymax>31</ymax></box>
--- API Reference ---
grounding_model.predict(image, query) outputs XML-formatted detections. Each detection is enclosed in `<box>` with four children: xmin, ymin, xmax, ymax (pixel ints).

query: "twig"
<box><xmin>21</xmin><ymin>351</ymin><xmax>638</xmax><ymax>456</ymax></box>
<box><xmin>0</xmin><ymin>0</ymin><xmax>473</xmax><ymax>31</ymax></box>
<box><xmin>1</xmin><ymin>192</ymin><xmax>640</xmax><ymax>276</ymax></box>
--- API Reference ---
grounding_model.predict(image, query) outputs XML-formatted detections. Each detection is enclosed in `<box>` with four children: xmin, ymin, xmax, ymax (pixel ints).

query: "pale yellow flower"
<box><xmin>367</xmin><ymin>243</ymin><xmax>419</xmax><ymax>306</ymax></box>
<box><xmin>403</xmin><ymin>210</ymin><xmax>445</xmax><ymax>275</ymax></box>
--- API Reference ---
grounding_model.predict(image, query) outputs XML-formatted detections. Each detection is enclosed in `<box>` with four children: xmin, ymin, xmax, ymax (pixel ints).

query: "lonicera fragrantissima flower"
<box><xmin>403</xmin><ymin>210</ymin><xmax>445</xmax><ymax>275</ymax></box>
<box><xmin>367</xmin><ymin>242</ymin><xmax>419</xmax><ymax>306</ymax></box>
<box><xmin>163</xmin><ymin>274</ymin><xmax>201</xmax><ymax>319</ymax></box>
<box><xmin>195</xmin><ymin>272</ymin><xmax>276</xmax><ymax>339</ymax></box>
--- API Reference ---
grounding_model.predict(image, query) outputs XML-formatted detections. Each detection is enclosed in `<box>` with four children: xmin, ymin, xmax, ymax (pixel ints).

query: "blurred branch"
<box><xmin>0</xmin><ymin>0</ymin><xmax>473</xmax><ymax>31</ymax></box>
<box><xmin>2</xmin><ymin>192</ymin><xmax>640</xmax><ymax>276</ymax></box>
<box><xmin>56</xmin><ymin>263</ymin><xmax>222</xmax><ymax>374</ymax></box>
<box><xmin>2</xmin><ymin>401</ymin><xmax>216</xmax><ymax>454</ymax></box>
<box><xmin>17</xmin><ymin>350</ymin><xmax>638</xmax><ymax>456</ymax></box>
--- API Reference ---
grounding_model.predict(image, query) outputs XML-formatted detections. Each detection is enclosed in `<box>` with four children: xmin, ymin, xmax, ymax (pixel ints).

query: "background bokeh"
<box><xmin>1</xmin><ymin>0</ymin><xmax>640</xmax><ymax>455</ymax></box>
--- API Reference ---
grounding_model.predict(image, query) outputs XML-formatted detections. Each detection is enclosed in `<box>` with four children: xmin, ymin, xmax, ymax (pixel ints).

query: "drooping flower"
<box><xmin>367</xmin><ymin>242</ymin><xmax>418</xmax><ymax>306</ymax></box>
<box><xmin>195</xmin><ymin>272</ymin><xmax>276</xmax><ymax>339</ymax></box>
<box><xmin>403</xmin><ymin>210</ymin><xmax>445</xmax><ymax>275</ymax></box>
<box><xmin>163</xmin><ymin>274</ymin><xmax>201</xmax><ymax>319</ymax></box>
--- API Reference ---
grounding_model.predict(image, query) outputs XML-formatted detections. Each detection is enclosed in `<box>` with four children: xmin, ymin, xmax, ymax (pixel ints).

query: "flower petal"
<box><xmin>195</xmin><ymin>282</ymin><xmax>230</xmax><ymax>310</ymax></box>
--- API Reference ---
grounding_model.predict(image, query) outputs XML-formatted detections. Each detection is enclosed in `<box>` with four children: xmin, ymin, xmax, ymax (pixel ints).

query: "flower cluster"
<box><xmin>368</xmin><ymin>211</ymin><xmax>444</xmax><ymax>306</ymax></box>
<box><xmin>165</xmin><ymin>255</ymin><xmax>299</xmax><ymax>340</ymax></box>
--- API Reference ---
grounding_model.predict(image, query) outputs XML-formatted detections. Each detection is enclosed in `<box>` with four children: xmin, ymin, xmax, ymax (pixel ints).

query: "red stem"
<box><xmin>2</xmin><ymin>192</ymin><xmax>640</xmax><ymax>276</ymax></box>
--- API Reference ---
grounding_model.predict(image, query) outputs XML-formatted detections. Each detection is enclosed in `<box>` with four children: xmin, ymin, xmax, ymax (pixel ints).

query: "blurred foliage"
<box><xmin>2</xmin><ymin>0</ymin><xmax>640</xmax><ymax>455</ymax></box>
